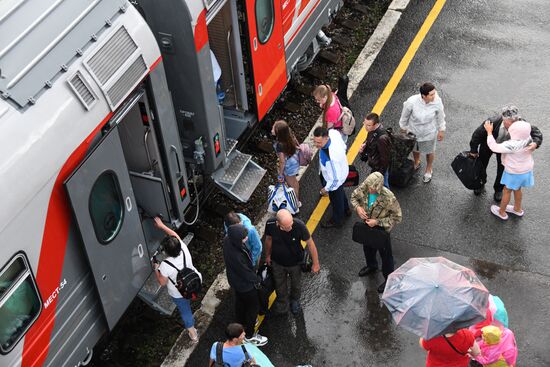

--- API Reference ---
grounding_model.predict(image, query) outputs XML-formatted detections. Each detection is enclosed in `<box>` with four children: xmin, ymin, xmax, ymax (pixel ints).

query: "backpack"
<box><xmin>297</xmin><ymin>143</ymin><xmax>313</xmax><ymax>166</ymax></box>
<box><xmin>267</xmin><ymin>182</ymin><xmax>299</xmax><ymax>214</ymax></box>
<box><xmin>163</xmin><ymin>252</ymin><xmax>202</xmax><ymax>300</ymax></box>
<box><xmin>336</xmin><ymin>96</ymin><xmax>356</xmax><ymax>136</ymax></box>
<box><xmin>386</xmin><ymin>128</ymin><xmax>416</xmax><ymax>170</ymax></box>
<box><xmin>215</xmin><ymin>342</ymin><xmax>258</xmax><ymax>367</ymax></box>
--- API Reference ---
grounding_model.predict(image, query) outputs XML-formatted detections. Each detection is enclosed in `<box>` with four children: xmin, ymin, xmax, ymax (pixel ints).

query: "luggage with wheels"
<box><xmin>451</xmin><ymin>151</ymin><xmax>484</xmax><ymax>190</ymax></box>
<box><xmin>389</xmin><ymin>159</ymin><xmax>415</xmax><ymax>187</ymax></box>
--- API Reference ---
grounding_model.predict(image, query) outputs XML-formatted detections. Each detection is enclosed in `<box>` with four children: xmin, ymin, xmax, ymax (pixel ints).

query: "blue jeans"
<box><xmin>384</xmin><ymin>169</ymin><xmax>389</xmax><ymax>188</ymax></box>
<box><xmin>172</xmin><ymin>296</ymin><xmax>194</xmax><ymax>328</ymax></box>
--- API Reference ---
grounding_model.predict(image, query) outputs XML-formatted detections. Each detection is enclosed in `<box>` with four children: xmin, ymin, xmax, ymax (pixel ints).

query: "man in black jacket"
<box><xmin>469</xmin><ymin>105</ymin><xmax>543</xmax><ymax>201</ymax></box>
<box><xmin>223</xmin><ymin>224</ymin><xmax>268</xmax><ymax>346</ymax></box>
<box><xmin>360</xmin><ymin>112</ymin><xmax>392</xmax><ymax>187</ymax></box>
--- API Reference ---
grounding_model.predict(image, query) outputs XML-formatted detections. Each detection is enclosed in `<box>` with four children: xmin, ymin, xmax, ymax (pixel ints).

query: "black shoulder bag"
<box><xmin>442</xmin><ymin>335</ymin><xmax>467</xmax><ymax>356</ymax></box>
<box><xmin>240</xmin><ymin>345</ymin><xmax>260</xmax><ymax>367</ymax></box>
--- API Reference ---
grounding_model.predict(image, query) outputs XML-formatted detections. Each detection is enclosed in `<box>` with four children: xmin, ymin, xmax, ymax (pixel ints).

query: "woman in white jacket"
<box><xmin>313</xmin><ymin>127</ymin><xmax>350</xmax><ymax>228</ymax></box>
<box><xmin>399</xmin><ymin>82</ymin><xmax>446</xmax><ymax>183</ymax></box>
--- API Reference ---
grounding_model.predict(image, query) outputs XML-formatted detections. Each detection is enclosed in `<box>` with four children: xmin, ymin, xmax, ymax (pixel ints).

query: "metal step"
<box><xmin>215</xmin><ymin>150</ymin><xmax>252</xmax><ymax>185</ymax></box>
<box><xmin>225</xmin><ymin>138</ymin><xmax>238</xmax><ymax>156</ymax></box>
<box><xmin>137</xmin><ymin>232</ymin><xmax>195</xmax><ymax>316</ymax></box>
<box><xmin>212</xmin><ymin>150</ymin><xmax>266</xmax><ymax>202</ymax></box>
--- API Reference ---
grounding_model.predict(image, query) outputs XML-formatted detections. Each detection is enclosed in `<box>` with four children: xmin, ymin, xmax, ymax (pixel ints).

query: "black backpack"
<box><xmin>163</xmin><ymin>252</ymin><xmax>202</xmax><ymax>300</ymax></box>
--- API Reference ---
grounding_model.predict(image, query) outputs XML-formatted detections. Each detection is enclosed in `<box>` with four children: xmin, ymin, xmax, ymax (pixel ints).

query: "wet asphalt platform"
<box><xmin>186</xmin><ymin>0</ymin><xmax>550</xmax><ymax>365</ymax></box>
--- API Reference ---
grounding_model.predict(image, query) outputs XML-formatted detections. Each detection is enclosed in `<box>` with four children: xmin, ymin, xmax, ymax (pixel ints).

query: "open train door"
<box><xmin>244</xmin><ymin>0</ymin><xmax>288</xmax><ymax>120</ymax></box>
<box><xmin>65</xmin><ymin>127</ymin><xmax>151</xmax><ymax>330</ymax></box>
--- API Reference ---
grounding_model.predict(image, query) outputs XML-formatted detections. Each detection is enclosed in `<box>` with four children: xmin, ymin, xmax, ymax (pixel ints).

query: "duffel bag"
<box><xmin>451</xmin><ymin>151</ymin><xmax>484</xmax><ymax>190</ymax></box>
<box><xmin>343</xmin><ymin>165</ymin><xmax>360</xmax><ymax>187</ymax></box>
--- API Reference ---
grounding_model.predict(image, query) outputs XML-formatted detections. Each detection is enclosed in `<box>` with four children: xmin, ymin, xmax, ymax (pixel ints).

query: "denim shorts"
<box><xmin>284</xmin><ymin>155</ymin><xmax>300</xmax><ymax>176</ymax></box>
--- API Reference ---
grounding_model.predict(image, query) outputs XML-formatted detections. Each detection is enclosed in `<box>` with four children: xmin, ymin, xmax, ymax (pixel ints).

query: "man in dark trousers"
<box><xmin>469</xmin><ymin>105</ymin><xmax>543</xmax><ymax>201</ymax></box>
<box><xmin>265</xmin><ymin>209</ymin><xmax>320</xmax><ymax>315</ymax></box>
<box><xmin>223</xmin><ymin>224</ymin><xmax>268</xmax><ymax>346</ymax></box>
<box><xmin>359</xmin><ymin>112</ymin><xmax>392</xmax><ymax>187</ymax></box>
<box><xmin>313</xmin><ymin>127</ymin><xmax>351</xmax><ymax>228</ymax></box>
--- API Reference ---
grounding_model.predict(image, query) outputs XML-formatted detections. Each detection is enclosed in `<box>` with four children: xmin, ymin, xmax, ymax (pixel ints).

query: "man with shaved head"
<box><xmin>265</xmin><ymin>209</ymin><xmax>320</xmax><ymax>315</ymax></box>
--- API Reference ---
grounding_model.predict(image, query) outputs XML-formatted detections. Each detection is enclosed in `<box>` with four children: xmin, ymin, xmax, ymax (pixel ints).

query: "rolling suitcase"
<box><xmin>451</xmin><ymin>151</ymin><xmax>484</xmax><ymax>190</ymax></box>
<box><xmin>389</xmin><ymin>159</ymin><xmax>415</xmax><ymax>187</ymax></box>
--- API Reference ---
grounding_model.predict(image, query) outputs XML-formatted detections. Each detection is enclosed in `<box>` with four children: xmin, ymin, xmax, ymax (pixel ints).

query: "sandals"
<box><xmin>505</xmin><ymin>205</ymin><xmax>525</xmax><ymax>217</ymax></box>
<box><xmin>491</xmin><ymin>205</ymin><xmax>508</xmax><ymax>220</ymax></box>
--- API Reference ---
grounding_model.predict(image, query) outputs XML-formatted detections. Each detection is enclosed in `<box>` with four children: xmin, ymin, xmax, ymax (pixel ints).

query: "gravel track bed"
<box><xmin>90</xmin><ymin>1</ymin><xmax>392</xmax><ymax>365</ymax></box>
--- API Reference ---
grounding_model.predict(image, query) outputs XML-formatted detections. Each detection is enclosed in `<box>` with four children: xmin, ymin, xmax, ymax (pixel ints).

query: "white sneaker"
<box><xmin>244</xmin><ymin>333</ymin><xmax>268</xmax><ymax>347</ymax></box>
<box><xmin>423</xmin><ymin>171</ymin><xmax>432</xmax><ymax>183</ymax></box>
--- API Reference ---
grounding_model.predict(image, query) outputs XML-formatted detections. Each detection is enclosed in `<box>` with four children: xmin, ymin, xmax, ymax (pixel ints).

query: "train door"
<box><xmin>65</xmin><ymin>127</ymin><xmax>151</xmax><ymax>330</ymax></box>
<box><xmin>244</xmin><ymin>0</ymin><xmax>287</xmax><ymax>120</ymax></box>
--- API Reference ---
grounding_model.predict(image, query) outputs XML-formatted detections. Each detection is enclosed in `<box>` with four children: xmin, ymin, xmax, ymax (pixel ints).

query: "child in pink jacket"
<box><xmin>484</xmin><ymin>120</ymin><xmax>534</xmax><ymax>220</ymax></box>
<box><xmin>474</xmin><ymin>325</ymin><xmax>518</xmax><ymax>367</ymax></box>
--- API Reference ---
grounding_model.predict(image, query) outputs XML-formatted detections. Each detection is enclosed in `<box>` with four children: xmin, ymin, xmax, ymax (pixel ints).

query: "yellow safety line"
<box><xmin>256</xmin><ymin>0</ymin><xmax>447</xmax><ymax>332</ymax></box>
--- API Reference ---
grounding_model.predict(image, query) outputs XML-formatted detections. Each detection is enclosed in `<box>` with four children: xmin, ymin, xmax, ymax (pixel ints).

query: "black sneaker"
<box><xmin>493</xmin><ymin>191</ymin><xmax>503</xmax><ymax>202</ymax></box>
<box><xmin>321</xmin><ymin>220</ymin><xmax>342</xmax><ymax>228</ymax></box>
<box><xmin>377</xmin><ymin>281</ymin><xmax>387</xmax><ymax>294</ymax></box>
<box><xmin>290</xmin><ymin>300</ymin><xmax>302</xmax><ymax>315</ymax></box>
<box><xmin>358</xmin><ymin>266</ymin><xmax>378</xmax><ymax>277</ymax></box>
<box><xmin>473</xmin><ymin>185</ymin><xmax>485</xmax><ymax>196</ymax></box>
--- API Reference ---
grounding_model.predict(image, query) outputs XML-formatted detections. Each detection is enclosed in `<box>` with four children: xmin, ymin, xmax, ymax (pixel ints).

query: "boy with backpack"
<box><xmin>359</xmin><ymin>112</ymin><xmax>392</xmax><ymax>187</ymax></box>
<box><xmin>209</xmin><ymin>323</ymin><xmax>266</xmax><ymax>367</ymax></box>
<box><xmin>153</xmin><ymin>217</ymin><xmax>202</xmax><ymax>343</ymax></box>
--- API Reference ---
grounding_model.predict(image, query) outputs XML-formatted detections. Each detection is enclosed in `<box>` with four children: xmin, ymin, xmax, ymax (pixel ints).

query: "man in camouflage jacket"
<box><xmin>351</xmin><ymin>172</ymin><xmax>402</xmax><ymax>292</ymax></box>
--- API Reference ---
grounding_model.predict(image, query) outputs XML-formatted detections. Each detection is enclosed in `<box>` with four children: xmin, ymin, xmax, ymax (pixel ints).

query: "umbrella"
<box><xmin>381</xmin><ymin>257</ymin><xmax>489</xmax><ymax>339</ymax></box>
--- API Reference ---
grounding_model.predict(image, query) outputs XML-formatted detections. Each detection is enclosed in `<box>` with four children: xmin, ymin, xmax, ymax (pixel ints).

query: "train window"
<box><xmin>0</xmin><ymin>254</ymin><xmax>41</xmax><ymax>354</ymax></box>
<box><xmin>89</xmin><ymin>172</ymin><xmax>124</xmax><ymax>244</ymax></box>
<box><xmin>255</xmin><ymin>0</ymin><xmax>274</xmax><ymax>44</ymax></box>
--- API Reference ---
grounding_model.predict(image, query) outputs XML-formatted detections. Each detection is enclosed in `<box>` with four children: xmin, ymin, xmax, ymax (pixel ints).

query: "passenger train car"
<box><xmin>0</xmin><ymin>0</ymin><xmax>341</xmax><ymax>365</ymax></box>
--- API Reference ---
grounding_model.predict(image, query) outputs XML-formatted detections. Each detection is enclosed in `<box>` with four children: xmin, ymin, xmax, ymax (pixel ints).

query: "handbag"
<box><xmin>343</xmin><ymin>165</ymin><xmax>359</xmax><ymax>187</ymax></box>
<box><xmin>267</xmin><ymin>182</ymin><xmax>299</xmax><ymax>214</ymax></box>
<box><xmin>352</xmin><ymin>221</ymin><xmax>389</xmax><ymax>249</ymax></box>
<box><xmin>300</xmin><ymin>250</ymin><xmax>312</xmax><ymax>273</ymax></box>
<box><xmin>257</xmin><ymin>263</ymin><xmax>274</xmax><ymax>315</ymax></box>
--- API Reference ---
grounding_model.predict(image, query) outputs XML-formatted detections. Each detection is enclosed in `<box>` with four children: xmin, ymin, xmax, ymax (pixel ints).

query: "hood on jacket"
<box><xmin>482</xmin><ymin>325</ymin><xmax>502</xmax><ymax>345</ymax></box>
<box><xmin>226</xmin><ymin>224</ymin><xmax>248</xmax><ymax>246</ymax></box>
<box><xmin>365</xmin><ymin>172</ymin><xmax>384</xmax><ymax>193</ymax></box>
<box><xmin>508</xmin><ymin>120</ymin><xmax>531</xmax><ymax>140</ymax></box>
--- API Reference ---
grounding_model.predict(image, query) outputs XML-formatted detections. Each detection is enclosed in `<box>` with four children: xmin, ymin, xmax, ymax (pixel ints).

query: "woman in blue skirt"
<box><xmin>485</xmin><ymin>120</ymin><xmax>535</xmax><ymax>220</ymax></box>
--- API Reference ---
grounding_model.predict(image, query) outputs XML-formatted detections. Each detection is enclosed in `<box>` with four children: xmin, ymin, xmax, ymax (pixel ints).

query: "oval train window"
<box><xmin>89</xmin><ymin>172</ymin><xmax>124</xmax><ymax>244</ymax></box>
<box><xmin>255</xmin><ymin>0</ymin><xmax>274</xmax><ymax>44</ymax></box>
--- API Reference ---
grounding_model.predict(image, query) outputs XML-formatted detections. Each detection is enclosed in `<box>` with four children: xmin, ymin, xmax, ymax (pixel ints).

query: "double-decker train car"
<box><xmin>0</xmin><ymin>0</ymin><xmax>342</xmax><ymax>366</ymax></box>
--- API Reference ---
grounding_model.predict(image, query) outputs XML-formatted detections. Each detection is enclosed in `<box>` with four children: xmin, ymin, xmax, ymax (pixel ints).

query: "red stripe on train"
<box><xmin>194</xmin><ymin>9</ymin><xmax>208</xmax><ymax>52</ymax></box>
<box><xmin>21</xmin><ymin>56</ymin><xmax>162</xmax><ymax>366</ymax></box>
<box><xmin>21</xmin><ymin>112</ymin><xmax>113</xmax><ymax>367</ymax></box>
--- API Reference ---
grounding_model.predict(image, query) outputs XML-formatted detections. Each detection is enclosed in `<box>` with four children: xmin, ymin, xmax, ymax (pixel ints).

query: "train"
<box><xmin>0</xmin><ymin>0</ymin><xmax>342</xmax><ymax>365</ymax></box>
